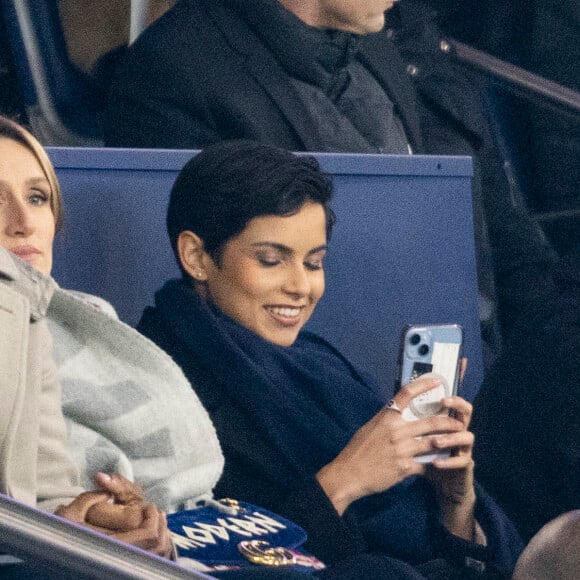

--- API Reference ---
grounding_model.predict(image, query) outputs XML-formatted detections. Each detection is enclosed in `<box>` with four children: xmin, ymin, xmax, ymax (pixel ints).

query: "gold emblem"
<box><xmin>219</xmin><ymin>498</ymin><xmax>243</xmax><ymax>513</ymax></box>
<box><xmin>238</xmin><ymin>540</ymin><xmax>297</xmax><ymax>567</ymax></box>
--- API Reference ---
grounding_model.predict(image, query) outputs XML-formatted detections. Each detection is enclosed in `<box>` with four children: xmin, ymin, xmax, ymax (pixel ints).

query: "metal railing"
<box><xmin>0</xmin><ymin>493</ymin><xmax>211</xmax><ymax>580</ymax></box>
<box><xmin>443</xmin><ymin>39</ymin><xmax>580</xmax><ymax>118</ymax></box>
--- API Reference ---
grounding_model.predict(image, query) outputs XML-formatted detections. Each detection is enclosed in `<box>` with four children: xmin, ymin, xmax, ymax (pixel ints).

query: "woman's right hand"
<box><xmin>55</xmin><ymin>473</ymin><xmax>173</xmax><ymax>558</ymax></box>
<box><xmin>315</xmin><ymin>376</ymin><xmax>467</xmax><ymax>515</ymax></box>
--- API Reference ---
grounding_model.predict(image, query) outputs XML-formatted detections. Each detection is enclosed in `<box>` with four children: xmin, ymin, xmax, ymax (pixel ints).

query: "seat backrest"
<box><xmin>49</xmin><ymin>148</ymin><xmax>484</xmax><ymax>400</ymax></box>
<box><xmin>1</xmin><ymin>0</ymin><xmax>103</xmax><ymax>144</ymax></box>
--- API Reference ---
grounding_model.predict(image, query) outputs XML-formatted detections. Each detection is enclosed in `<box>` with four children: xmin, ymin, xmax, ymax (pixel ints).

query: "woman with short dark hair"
<box><xmin>139</xmin><ymin>139</ymin><xmax>524</xmax><ymax>577</ymax></box>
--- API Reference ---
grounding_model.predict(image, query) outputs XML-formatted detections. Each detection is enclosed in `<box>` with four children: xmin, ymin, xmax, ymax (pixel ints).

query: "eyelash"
<box><xmin>258</xmin><ymin>258</ymin><xmax>324</xmax><ymax>271</ymax></box>
<box><xmin>28</xmin><ymin>191</ymin><xmax>50</xmax><ymax>206</ymax></box>
<box><xmin>305</xmin><ymin>261</ymin><xmax>323</xmax><ymax>271</ymax></box>
<box><xmin>258</xmin><ymin>258</ymin><xmax>280</xmax><ymax>268</ymax></box>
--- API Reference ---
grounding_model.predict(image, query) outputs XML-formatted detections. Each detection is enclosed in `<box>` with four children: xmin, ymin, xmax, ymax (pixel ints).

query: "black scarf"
<box><xmin>141</xmin><ymin>279</ymin><xmax>383</xmax><ymax>473</ymax></box>
<box><xmin>223</xmin><ymin>0</ymin><xmax>359</xmax><ymax>99</ymax></box>
<box><xmin>220</xmin><ymin>0</ymin><xmax>410</xmax><ymax>152</ymax></box>
<box><xmin>139</xmin><ymin>279</ymin><xmax>523</xmax><ymax>570</ymax></box>
<box><xmin>138</xmin><ymin>279</ymin><xmax>466</xmax><ymax>562</ymax></box>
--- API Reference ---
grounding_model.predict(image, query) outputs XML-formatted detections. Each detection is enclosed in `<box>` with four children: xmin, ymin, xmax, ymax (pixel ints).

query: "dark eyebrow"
<box><xmin>251</xmin><ymin>242</ymin><xmax>328</xmax><ymax>256</ymax></box>
<box><xmin>307</xmin><ymin>244</ymin><xmax>328</xmax><ymax>256</ymax></box>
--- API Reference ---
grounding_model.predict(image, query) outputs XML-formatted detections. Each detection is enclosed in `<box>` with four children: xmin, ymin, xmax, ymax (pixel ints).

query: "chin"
<box><xmin>358</xmin><ymin>11</ymin><xmax>388</xmax><ymax>34</ymax></box>
<box><xmin>261</xmin><ymin>329</ymin><xmax>301</xmax><ymax>348</ymax></box>
<box><xmin>34</xmin><ymin>259</ymin><xmax>52</xmax><ymax>276</ymax></box>
<box><xmin>18</xmin><ymin>256</ymin><xmax>50</xmax><ymax>275</ymax></box>
<box><xmin>364</xmin><ymin>19</ymin><xmax>387</xmax><ymax>34</ymax></box>
<box><xmin>276</xmin><ymin>337</ymin><xmax>299</xmax><ymax>347</ymax></box>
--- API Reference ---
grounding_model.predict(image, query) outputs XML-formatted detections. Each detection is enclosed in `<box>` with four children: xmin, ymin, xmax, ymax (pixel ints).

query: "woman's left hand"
<box><xmin>424</xmin><ymin>395</ymin><xmax>477</xmax><ymax>541</ymax></box>
<box><xmin>55</xmin><ymin>473</ymin><xmax>174</xmax><ymax>558</ymax></box>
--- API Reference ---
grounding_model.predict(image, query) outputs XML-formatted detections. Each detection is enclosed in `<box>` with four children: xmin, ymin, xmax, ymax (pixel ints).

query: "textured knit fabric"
<box><xmin>223</xmin><ymin>0</ymin><xmax>409</xmax><ymax>153</ymax></box>
<box><xmin>138</xmin><ymin>278</ymin><xmax>524</xmax><ymax>575</ymax></box>
<box><xmin>48</xmin><ymin>288</ymin><xmax>224</xmax><ymax>513</ymax></box>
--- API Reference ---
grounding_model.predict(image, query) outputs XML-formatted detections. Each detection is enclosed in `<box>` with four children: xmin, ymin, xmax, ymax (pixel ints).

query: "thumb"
<box><xmin>55</xmin><ymin>491</ymin><xmax>112</xmax><ymax>524</ymax></box>
<box><xmin>94</xmin><ymin>472</ymin><xmax>144</xmax><ymax>505</ymax></box>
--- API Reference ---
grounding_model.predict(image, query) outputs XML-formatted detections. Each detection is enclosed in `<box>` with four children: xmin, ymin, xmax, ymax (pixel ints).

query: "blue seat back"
<box><xmin>49</xmin><ymin>148</ymin><xmax>483</xmax><ymax>399</ymax></box>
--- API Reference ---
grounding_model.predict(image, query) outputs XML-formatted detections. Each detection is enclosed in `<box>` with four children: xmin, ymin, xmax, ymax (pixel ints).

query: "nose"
<box><xmin>282</xmin><ymin>263</ymin><xmax>311</xmax><ymax>297</ymax></box>
<box><xmin>2</xmin><ymin>198</ymin><xmax>34</xmax><ymax>237</ymax></box>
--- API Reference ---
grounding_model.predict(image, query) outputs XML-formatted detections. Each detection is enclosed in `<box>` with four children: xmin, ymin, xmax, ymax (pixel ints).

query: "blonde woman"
<box><xmin>0</xmin><ymin>116</ymin><xmax>223</xmax><ymax>559</ymax></box>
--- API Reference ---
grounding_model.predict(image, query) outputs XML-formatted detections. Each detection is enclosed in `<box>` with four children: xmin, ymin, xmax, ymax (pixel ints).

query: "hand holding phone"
<box><xmin>403</xmin><ymin>371</ymin><xmax>449</xmax><ymax>420</ymax></box>
<box><xmin>395</xmin><ymin>324</ymin><xmax>463</xmax><ymax>462</ymax></box>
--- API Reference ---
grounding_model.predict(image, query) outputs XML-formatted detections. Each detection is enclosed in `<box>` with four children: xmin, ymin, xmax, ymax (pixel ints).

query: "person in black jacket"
<box><xmin>105</xmin><ymin>0</ymin><xmax>419</xmax><ymax>153</ymax></box>
<box><xmin>105</xmin><ymin>0</ymin><xmax>558</xmax><ymax>367</ymax></box>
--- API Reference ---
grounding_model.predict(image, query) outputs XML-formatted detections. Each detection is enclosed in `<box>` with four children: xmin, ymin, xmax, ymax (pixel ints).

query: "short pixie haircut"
<box><xmin>0</xmin><ymin>115</ymin><xmax>63</xmax><ymax>230</ymax></box>
<box><xmin>167</xmin><ymin>140</ymin><xmax>335</xmax><ymax>265</ymax></box>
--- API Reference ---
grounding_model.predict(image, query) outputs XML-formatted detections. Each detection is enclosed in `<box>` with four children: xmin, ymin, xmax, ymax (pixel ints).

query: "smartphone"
<box><xmin>395</xmin><ymin>323</ymin><xmax>464</xmax><ymax>463</ymax></box>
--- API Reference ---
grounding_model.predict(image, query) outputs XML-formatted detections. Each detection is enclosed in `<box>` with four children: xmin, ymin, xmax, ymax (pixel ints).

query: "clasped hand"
<box><xmin>55</xmin><ymin>472</ymin><xmax>173</xmax><ymax>558</ymax></box>
<box><xmin>316</xmin><ymin>375</ymin><xmax>476</xmax><ymax>539</ymax></box>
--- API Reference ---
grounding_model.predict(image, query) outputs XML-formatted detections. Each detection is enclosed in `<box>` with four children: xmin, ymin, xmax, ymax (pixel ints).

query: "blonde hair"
<box><xmin>0</xmin><ymin>116</ymin><xmax>63</xmax><ymax>231</ymax></box>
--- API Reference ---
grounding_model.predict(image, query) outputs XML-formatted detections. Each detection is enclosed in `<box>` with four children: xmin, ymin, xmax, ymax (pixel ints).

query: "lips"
<box><xmin>9</xmin><ymin>245</ymin><xmax>41</xmax><ymax>263</ymax></box>
<box><xmin>265</xmin><ymin>305</ymin><xmax>304</xmax><ymax>326</ymax></box>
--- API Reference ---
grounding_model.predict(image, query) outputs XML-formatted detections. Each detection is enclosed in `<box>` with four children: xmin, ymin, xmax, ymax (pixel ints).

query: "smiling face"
<box><xmin>0</xmin><ymin>137</ymin><xmax>56</xmax><ymax>275</ymax></box>
<box><xmin>183</xmin><ymin>202</ymin><xmax>328</xmax><ymax>346</ymax></box>
<box><xmin>280</xmin><ymin>0</ymin><xmax>397</xmax><ymax>34</ymax></box>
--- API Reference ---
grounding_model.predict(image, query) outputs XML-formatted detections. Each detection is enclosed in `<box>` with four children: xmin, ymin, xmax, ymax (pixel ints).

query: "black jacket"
<box><xmin>106</xmin><ymin>0</ymin><xmax>558</xmax><ymax>360</ymax></box>
<box><xmin>105</xmin><ymin>0</ymin><xmax>422</xmax><ymax>152</ymax></box>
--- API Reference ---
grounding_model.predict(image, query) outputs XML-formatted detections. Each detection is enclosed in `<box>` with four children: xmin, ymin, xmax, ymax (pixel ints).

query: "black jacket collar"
<box><xmin>201</xmin><ymin>0</ymin><xmax>424</xmax><ymax>152</ymax></box>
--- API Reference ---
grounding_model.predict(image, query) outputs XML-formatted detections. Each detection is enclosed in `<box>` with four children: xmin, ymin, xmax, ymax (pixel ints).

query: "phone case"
<box><xmin>395</xmin><ymin>324</ymin><xmax>464</xmax><ymax>463</ymax></box>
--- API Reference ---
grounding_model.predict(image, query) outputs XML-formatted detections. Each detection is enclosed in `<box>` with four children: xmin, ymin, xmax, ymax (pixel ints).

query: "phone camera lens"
<box><xmin>410</xmin><ymin>334</ymin><xmax>421</xmax><ymax>345</ymax></box>
<box><xmin>418</xmin><ymin>344</ymin><xmax>429</xmax><ymax>356</ymax></box>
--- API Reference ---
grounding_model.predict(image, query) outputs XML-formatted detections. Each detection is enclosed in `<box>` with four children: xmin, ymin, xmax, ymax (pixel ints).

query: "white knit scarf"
<box><xmin>47</xmin><ymin>289</ymin><xmax>224</xmax><ymax>513</ymax></box>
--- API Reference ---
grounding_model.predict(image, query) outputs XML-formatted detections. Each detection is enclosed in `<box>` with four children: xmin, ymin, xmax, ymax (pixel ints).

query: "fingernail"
<box><xmin>97</xmin><ymin>472</ymin><xmax>112</xmax><ymax>481</ymax></box>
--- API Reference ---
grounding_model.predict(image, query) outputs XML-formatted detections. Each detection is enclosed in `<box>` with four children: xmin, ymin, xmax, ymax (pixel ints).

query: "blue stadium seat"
<box><xmin>48</xmin><ymin>148</ymin><xmax>484</xmax><ymax>400</ymax></box>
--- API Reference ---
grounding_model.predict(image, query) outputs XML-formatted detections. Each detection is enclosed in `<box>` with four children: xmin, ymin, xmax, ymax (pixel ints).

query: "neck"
<box><xmin>276</xmin><ymin>0</ymin><xmax>325</xmax><ymax>29</ymax></box>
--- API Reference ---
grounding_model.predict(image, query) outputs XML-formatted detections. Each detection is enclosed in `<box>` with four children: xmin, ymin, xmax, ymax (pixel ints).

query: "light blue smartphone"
<box><xmin>395</xmin><ymin>323</ymin><xmax>464</xmax><ymax>462</ymax></box>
